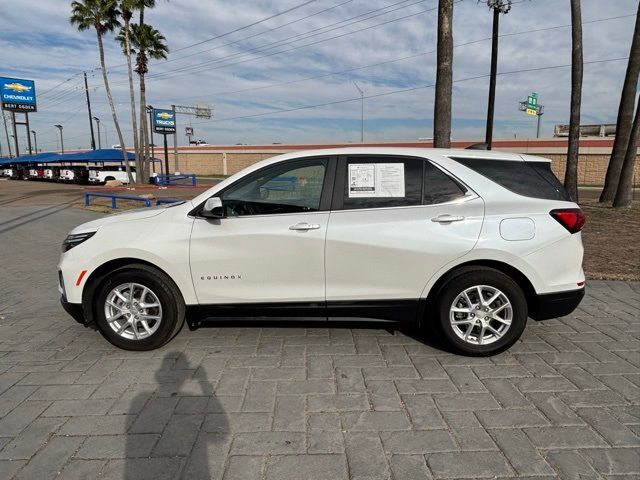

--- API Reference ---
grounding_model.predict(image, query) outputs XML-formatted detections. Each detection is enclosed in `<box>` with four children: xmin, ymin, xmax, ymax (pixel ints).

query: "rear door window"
<box><xmin>338</xmin><ymin>157</ymin><xmax>423</xmax><ymax>210</ymax></box>
<box><xmin>451</xmin><ymin>157</ymin><xmax>571</xmax><ymax>201</ymax></box>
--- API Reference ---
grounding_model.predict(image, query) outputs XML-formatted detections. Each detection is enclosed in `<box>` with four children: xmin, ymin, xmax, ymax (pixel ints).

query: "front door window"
<box><xmin>222</xmin><ymin>159</ymin><xmax>328</xmax><ymax>216</ymax></box>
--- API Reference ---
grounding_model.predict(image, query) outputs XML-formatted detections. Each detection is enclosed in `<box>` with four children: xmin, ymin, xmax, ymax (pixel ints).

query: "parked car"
<box><xmin>88</xmin><ymin>166</ymin><xmax>136</xmax><ymax>185</ymax></box>
<box><xmin>58</xmin><ymin>148</ymin><xmax>585</xmax><ymax>355</ymax></box>
<box><xmin>59</xmin><ymin>167</ymin><xmax>76</xmax><ymax>182</ymax></box>
<box><xmin>59</xmin><ymin>166</ymin><xmax>89</xmax><ymax>184</ymax></box>
<box><xmin>44</xmin><ymin>166</ymin><xmax>61</xmax><ymax>181</ymax></box>
<box><xmin>10</xmin><ymin>166</ymin><xmax>27</xmax><ymax>180</ymax></box>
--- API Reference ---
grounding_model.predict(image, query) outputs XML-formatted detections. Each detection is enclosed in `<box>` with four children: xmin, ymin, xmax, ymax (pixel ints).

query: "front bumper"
<box><xmin>529</xmin><ymin>286</ymin><xmax>585</xmax><ymax>321</ymax></box>
<box><xmin>60</xmin><ymin>295</ymin><xmax>86</xmax><ymax>325</ymax></box>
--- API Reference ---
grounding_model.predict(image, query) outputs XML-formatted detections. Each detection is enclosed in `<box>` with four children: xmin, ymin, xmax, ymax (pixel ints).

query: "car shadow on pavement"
<box><xmin>191</xmin><ymin>318</ymin><xmax>451</xmax><ymax>353</ymax></box>
<box><xmin>120</xmin><ymin>351</ymin><xmax>227</xmax><ymax>480</ymax></box>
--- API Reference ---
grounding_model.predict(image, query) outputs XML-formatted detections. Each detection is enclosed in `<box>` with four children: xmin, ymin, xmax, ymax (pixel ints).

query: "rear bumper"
<box><xmin>529</xmin><ymin>287</ymin><xmax>585</xmax><ymax>321</ymax></box>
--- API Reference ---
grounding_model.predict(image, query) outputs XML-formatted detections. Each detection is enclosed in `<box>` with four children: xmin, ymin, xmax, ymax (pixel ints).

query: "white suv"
<box><xmin>58</xmin><ymin>148</ymin><xmax>585</xmax><ymax>356</ymax></box>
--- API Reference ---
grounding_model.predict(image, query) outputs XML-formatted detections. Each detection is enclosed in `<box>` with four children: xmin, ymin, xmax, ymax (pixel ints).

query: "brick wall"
<box><xmin>160</xmin><ymin>139</ymin><xmax>639</xmax><ymax>186</ymax></box>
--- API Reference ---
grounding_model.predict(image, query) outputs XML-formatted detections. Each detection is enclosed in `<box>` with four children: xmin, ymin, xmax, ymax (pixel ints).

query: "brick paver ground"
<box><xmin>0</xmin><ymin>202</ymin><xmax>638</xmax><ymax>479</ymax></box>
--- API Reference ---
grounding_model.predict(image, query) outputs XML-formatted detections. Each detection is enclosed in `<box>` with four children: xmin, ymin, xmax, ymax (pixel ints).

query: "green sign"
<box><xmin>526</xmin><ymin>92</ymin><xmax>538</xmax><ymax>109</ymax></box>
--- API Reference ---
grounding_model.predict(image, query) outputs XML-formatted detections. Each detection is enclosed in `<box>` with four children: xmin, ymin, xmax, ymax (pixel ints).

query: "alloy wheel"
<box><xmin>449</xmin><ymin>285</ymin><xmax>513</xmax><ymax>345</ymax></box>
<box><xmin>104</xmin><ymin>282</ymin><xmax>163</xmax><ymax>340</ymax></box>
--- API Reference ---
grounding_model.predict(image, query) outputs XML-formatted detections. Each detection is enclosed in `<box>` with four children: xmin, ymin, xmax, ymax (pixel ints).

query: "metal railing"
<box><xmin>85</xmin><ymin>192</ymin><xmax>151</xmax><ymax>208</ymax></box>
<box><xmin>155</xmin><ymin>198</ymin><xmax>180</xmax><ymax>205</ymax></box>
<box><xmin>153</xmin><ymin>173</ymin><xmax>197</xmax><ymax>186</ymax></box>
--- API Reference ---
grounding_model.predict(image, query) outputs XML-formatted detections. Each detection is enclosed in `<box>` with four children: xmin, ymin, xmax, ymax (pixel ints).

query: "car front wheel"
<box><xmin>94</xmin><ymin>264</ymin><xmax>185</xmax><ymax>350</ymax></box>
<box><xmin>435</xmin><ymin>267</ymin><xmax>527</xmax><ymax>356</ymax></box>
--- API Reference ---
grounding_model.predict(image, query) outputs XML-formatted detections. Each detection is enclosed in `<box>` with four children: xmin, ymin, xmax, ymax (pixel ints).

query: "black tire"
<box><xmin>433</xmin><ymin>267</ymin><xmax>527</xmax><ymax>356</ymax></box>
<box><xmin>94</xmin><ymin>264</ymin><xmax>185</xmax><ymax>351</ymax></box>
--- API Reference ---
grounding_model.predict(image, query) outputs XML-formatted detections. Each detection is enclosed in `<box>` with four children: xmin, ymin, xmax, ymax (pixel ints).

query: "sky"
<box><xmin>0</xmin><ymin>0</ymin><xmax>637</xmax><ymax>152</ymax></box>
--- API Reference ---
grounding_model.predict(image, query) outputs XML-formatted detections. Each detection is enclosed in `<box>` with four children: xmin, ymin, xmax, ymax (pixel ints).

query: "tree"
<box><xmin>433</xmin><ymin>0</ymin><xmax>453</xmax><ymax>148</ymax></box>
<box><xmin>70</xmin><ymin>0</ymin><xmax>134</xmax><ymax>183</ymax></box>
<box><xmin>600</xmin><ymin>5</ymin><xmax>640</xmax><ymax>203</ymax></box>
<box><xmin>119</xmin><ymin>0</ymin><xmax>141</xmax><ymax>183</ymax></box>
<box><xmin>119</xmin><ymin>23</ymin><xmax>169</xmax><ymax>181</ymax></box>
<box><xmin>612</xmin><ymin>95</ymin><xmax>640</xmax><ymax>208</ymax></box>
<box><xmin>564</xmin><ymin>0</ymin><xmax>583</xmax><ymax>202</ymax></box>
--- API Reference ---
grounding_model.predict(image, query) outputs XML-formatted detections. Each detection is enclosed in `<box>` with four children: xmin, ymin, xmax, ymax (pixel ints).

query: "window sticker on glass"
<box><xmin>348</xmin><ymin>163</ymin><xmax>405</xmax><ymax>198</ymax></box>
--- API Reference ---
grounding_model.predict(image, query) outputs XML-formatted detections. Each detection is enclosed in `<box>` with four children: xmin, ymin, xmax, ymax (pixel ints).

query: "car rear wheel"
<box><xmin>434</xmin><ymin>268</ymin><xmax>527</xmax><ymax>356</ymax></box>
<box><xmin>94</xmin><ymin>264</ymin><xmax>185</xmax><ymax>350</ymax></box>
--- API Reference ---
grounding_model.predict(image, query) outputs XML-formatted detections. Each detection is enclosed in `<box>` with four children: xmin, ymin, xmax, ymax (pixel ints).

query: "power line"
<box><xmin>143</xmin><ymin>11</ymin><xmax>635</xmax><ymax>105</ymax></box>
<box><xmin>39</xmin><ymin>72</ymin><xmax>83</xmax><ymax>97</ymax></box>
<box><xmin>100</xmin><ymin>0</ymin><xmax>436</xmax><ymax>87</ymax></box>
<box><xmin>115</xmin><ymin>0</ymin><xmax>441</xmax><ymax>85</ymax></box>
<box><xmin>150</xmin><ymin>0</ymin><xmax>426</xmax><ymax>71</ymax></box>
<box><xmin>112</xmin><ymin>0</ymin><xmax>355</xmax><ymax>71</ymax></box>
<box><xmin>148</xmin><ymin>0</ymin><xmax>434</xmax><ymax>79</ymax></box>
<box><xmin>173</xmin><ymin>0</ymin><xmax>321</xmax><ymax>53</ymax></box>
<box><xmin>104</xmin><ymin>0</ymin><xmax>322</xmax><ymax>71</ymax></box>
<box><xmin>186</xmin><ymin>57</ymin><xmax>628</xmax><ymax>125</ymax></box>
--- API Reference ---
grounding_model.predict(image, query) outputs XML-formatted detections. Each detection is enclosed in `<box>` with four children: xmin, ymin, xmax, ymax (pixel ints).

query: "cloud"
<box><xmin>0</xmin><ymin>0</ymin><xmax>636</xmax><ymax>151</ymax></box>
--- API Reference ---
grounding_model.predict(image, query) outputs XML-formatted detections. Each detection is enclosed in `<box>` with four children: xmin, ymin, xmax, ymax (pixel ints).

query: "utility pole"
<box><xmin>11</xmin><ymin>112</ymin><xmax>19</xmax><ymax>156</ymax></box>
<box><xmin>31</xmin><ymin>130</ymin><xmax>38</xmax><ymax>153</ymax></box>
<box><xmin>353</xmin><ymin>82</ymin><xmax>364</xmax><ymax>142</ymax></box>
<box><xmin>84</xmin><ymin>72</ymin><xmax>96</xmax><ymax>150</ymax></box>
<box><xmin>54</xmin><ymin>124</ymin><xmax>64</xmax><ymax>153</ymax></box>
<box><xmin>2</xmin><ymin>112</ymin><xmax>12</xmax><ymax>158</ymax></box>
<box><xmin>93</xmin><ymin>116</ymin><xmax>101</xmax><ymax>148</ymax></box>
<box><xmin>484</xmin><ymin>0</ymin><xmax>512</xmax><ymax>150</ymax></box>
<box><xmin>171</xmin><ymin>104</ymin><xmax>178</xmax><ymax>172</ymax></box>
<box><xmin>536</xmin><ymin>105</ymin><xmax>544</xmax><ymax>138</ymax></box>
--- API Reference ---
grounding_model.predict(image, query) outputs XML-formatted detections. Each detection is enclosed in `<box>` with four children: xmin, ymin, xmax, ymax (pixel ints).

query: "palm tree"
<box><xmin>118</xmin><ymin>23</ymin><xmax>168</xmax><ymax>182</ymax></box>
<box><xmin>433</xmin><ymin>0</ymin><xmax>453</xmax><ymax>148</ymax></box>
<box><xmin>612</xmin><ymin>96</ymin><xmax>639</xmax><ymax>208</ymax></box>
<box><xmin>119</xmin><ymin>0</ymin><xmax>141</xmax><ymax>183</ymax></box>
<box><xmin>564</xmin><ymin>0</ymin><xmax>583</xmax><ymax>202</ymax></box>
<box><xmin>70</xmin><ymin>0</ymin><xmax>134</xmax><ymax>183</ymax></box>
<box><xmin>600</xmin><ymin>5</ymin><xmax>640</xmax><ymax>203</ymax></box>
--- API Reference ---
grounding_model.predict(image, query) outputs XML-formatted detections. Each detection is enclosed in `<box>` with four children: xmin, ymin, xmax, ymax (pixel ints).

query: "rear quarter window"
<box><xmin>451</xmin><ymin>157</ymin><xmax>571</xmax><ymax>201</ymax></box>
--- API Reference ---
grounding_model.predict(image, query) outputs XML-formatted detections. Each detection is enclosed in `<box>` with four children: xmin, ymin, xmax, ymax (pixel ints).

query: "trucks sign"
<box><xmin>0</xmin><ymin>77</ymin><xmax>37</xmax><ymax>112</ymax></box>
<box><xmin>153</xmin><ymin>108</ymin><xmax>176</xmax><ymax>133</ymax></box>
<box><xmin>525</xmin><ymin>92</ymin><xmax>538</xmax><ymax>116</ymax></box>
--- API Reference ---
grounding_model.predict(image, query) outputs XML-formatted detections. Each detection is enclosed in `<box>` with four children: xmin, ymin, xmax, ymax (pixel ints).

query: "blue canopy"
<box><xmin>55</xmin><ymin>148</ymin><xmax>135</xmax><ymax>163</ymax></box>
<box><xmin>0</xmin><ymin>152</ymin><xmax>60</xmax><ymax>165</ymax></box>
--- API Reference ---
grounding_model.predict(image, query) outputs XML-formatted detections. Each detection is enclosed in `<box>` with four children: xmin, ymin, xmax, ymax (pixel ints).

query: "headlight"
<box><xmin>62</xmin><ymin>232</ymin><xmax>96</xmax><ymax>252</ymax></box>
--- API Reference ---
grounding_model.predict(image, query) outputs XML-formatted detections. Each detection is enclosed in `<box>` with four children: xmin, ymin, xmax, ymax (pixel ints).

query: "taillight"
<box><xmin>550</xmin><ymin>208</ymin><xmax>585</xmax><ymax>234</ymax></box>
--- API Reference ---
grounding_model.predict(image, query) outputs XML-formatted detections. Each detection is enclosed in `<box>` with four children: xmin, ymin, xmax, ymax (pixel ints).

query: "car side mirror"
<box><xmin>201</xmin><ymin>197</ymin><xmax>224</xmax><ymax>218</ymax></box>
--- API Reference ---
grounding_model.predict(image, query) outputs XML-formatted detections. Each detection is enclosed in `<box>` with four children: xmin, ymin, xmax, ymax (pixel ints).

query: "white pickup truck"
<box><xmin>59</xmin><ymin>168</ymin><xmax>78</xmax><ymax>182</ymax></box>
<box><xmin>88</xmin><ymin>167</ymin><xmax>136</xmax><ymax>185</ymax></box>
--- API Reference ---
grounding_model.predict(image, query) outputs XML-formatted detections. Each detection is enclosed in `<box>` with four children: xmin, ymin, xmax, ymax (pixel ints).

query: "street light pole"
<box><xmin>54</xmin><ymin>125</ymin><xmax>64</xmax><ymax>153</ymax></box>
<box><xmin>147</xmin><ymin>106</ymin><xmax>156</xmax><ymax>173</ymax></box>
<box><xmin>484</xmin><ymin>0</ymin><xmax>511</xmax><ymax>150</ymax></box>
<box><xmin>93</xmin><ymin>117</ymin><xmax>101</xmax><ymax>149</ymax></box>
<box><xmin>30</xmin><ymin>130</ymin><xmax>37</xmax><ymax>153</ymax></box>
<box><xmin>353</xmin><ymin>82</ymin><xmax>364</xmax><ymax>142</ymax></box>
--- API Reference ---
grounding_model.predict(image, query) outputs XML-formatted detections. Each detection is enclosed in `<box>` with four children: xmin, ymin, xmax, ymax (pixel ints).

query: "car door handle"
<box><xmin>289</xmin><ymin>222</ymin><xmax>321</xmax><ymax>231</ymax></box>
<box><xmin>431</xmin><ymin>214</ymin><xmax>465</xmax><ymax>223</ymax></box>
